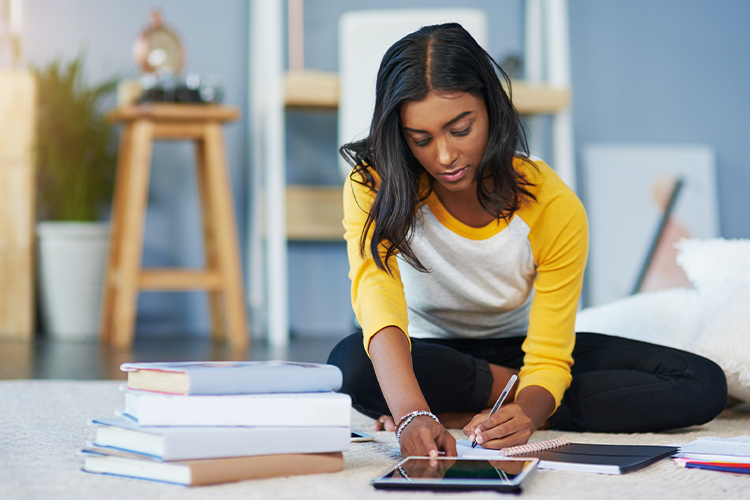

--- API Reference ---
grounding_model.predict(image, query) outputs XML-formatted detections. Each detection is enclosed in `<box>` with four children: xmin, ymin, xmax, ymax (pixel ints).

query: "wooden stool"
<box><xmin>100</xmin><ymin>104</ymin><xmax>249</xmax><ymax>350</ymax></box>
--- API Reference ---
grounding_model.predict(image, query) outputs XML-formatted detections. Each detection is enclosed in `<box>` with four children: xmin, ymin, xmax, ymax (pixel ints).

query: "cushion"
<box><xmin>677</xmin><ymin>238</ymin><xmax>750</xmax><ymax>402</ymax></box>
<box><xmin>576</xmin><ymin>238</ymin><xmax>750</xmax><ymax>403</ymax></box>
<box><xmin>575</xmin><ymin>288</ymin><xmax>701</xmax><ymax>351</ymax></box>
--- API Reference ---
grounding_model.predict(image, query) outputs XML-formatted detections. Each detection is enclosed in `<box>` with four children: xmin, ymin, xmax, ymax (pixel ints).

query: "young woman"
<box><xmin>327</xmin><ymin>23</ymin><xmax>726</xmax><ymax>459</ymax></box>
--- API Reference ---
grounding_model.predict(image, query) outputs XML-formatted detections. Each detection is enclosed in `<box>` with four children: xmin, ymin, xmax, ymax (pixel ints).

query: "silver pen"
<box><xmin>471</xmin><ymin>374</ymin><xmax>518</xmax><ymax>449</ymax></box>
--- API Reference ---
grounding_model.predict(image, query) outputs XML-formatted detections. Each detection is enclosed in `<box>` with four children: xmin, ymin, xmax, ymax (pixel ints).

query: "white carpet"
<box><xmin>2</xmin><ymin>380</ymin><xmax>749</xmax><ymax>499</ymax></box>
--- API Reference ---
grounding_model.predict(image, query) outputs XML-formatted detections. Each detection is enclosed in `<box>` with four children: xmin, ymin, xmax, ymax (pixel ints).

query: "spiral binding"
<box><xmin>499</xmin><ymin>436</ymin><xmax>571</xmax><ymax>456</ymax></box>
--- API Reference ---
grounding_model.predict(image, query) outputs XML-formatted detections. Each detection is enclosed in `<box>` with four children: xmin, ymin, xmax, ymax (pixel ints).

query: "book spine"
<box><xmin>165</xmin><ymin>426</ymin><xmax>350</xmax><ymax>461</ymax></box>
<box><xmin>189</xmin><ymin>366</ymin><xmax>343</xmax><ymax>394</ymax></box>
<box><xmin>128</xmin><ymin>393</ymin><xmax>352</xmax><ymax>427</ymax></box>
<box><xmin>189</xmin><ymin>453</ymin><xmax>344</xmax><ymax>486</ymax></box>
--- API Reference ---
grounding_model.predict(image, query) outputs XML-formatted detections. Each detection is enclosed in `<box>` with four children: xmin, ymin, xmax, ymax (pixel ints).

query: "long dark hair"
<box><xmin>340</xmin><ymin>23</ymin><xmax>536</xmax><ymax>274</ymax></box>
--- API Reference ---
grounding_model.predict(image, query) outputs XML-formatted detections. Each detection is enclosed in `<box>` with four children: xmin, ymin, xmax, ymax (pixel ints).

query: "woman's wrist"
<box><xmin>368</xmin><ymin>327</ymin><xmax>436</xmax><ymax>437</ymax></box>
<box><xmin>514</xmin><ymin>386</ymin><xmax>556</xmax><ymax>430</ymax></box>
<box><xmin>395</xmin><ymin>410</ymin><xmax>440</xmax><ymax>440</ymax></box>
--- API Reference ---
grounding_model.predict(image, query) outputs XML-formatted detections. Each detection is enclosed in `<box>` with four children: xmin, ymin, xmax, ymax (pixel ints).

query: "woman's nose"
<box><xmin>436</xmin><ymin>137</ymin><xmax>457</xmax><ymax>167</ymax></box>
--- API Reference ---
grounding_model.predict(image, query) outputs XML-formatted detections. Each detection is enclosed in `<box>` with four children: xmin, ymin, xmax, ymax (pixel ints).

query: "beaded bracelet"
<box><xmin>395</xmin><ymin>410</ymin><xmax>438</xmax><ymax>432</ymax></box>
<box><xmin>396</xmin><ymin>466</ymin><xmax>412</xmax><ymax>481</ymax></box>
<box><xmin>394</xmin><ymin>411</ymin><xmax>420</xmax><ymax>432</ymax></box>
<box><xmin>394</xmin><ymin>410</ymin><xmax>440</xmax><ymax>441</ymax></box>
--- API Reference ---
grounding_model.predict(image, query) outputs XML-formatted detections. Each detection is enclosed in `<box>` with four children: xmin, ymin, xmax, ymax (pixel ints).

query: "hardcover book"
<box><xmin>81</xmin><ymin>448</ymin><xmax>344</xmax><ymax>486</ymax></box>
<box><xmin>122</xmin><ymin>388</ymin><xmax>352</xmax><ymax>427</ymax></box>
<box><xmin>120</xmin><ymin>361</ymin><xmax>343</xmax><ymax>395</ymax></box>
<box><xmin>90</xmin><ymin>417</ymin><xmax>350</xmax><ymax>461</ymax></box>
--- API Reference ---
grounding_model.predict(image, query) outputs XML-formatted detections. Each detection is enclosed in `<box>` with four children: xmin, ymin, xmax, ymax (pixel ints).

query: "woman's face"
<box><xmin>399</xmin><ymin>91</ymin><xmax>489</xmax><ymax>195</ymax></box>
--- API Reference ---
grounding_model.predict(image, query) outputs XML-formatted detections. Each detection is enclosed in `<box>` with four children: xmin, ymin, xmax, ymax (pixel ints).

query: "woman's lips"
<box><xmin>440</xmin><ymin>166</ymin><xmax>468</xmax><ymax>182</ymax></box>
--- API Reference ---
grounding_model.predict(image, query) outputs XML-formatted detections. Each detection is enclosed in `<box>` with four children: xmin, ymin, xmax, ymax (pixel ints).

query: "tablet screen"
<box><xmin>372</xmin><ymin>457</ymin><xmax>538</xmax><ymax>492</ymax></box>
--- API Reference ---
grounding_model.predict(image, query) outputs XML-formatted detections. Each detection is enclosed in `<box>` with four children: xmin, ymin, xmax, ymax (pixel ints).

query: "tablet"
<box><xmin>372</xmin><ymin>456</ymin><xmax>539</xmax><ymax>493</ymax></box>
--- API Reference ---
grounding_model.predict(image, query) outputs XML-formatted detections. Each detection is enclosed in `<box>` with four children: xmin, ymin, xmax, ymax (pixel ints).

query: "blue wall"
<box><xmin>570</xmin><ymin>0</ymin><xmax>750</xmax><ymax>238</ymax></box>
<box><xmin>23</xmin><ymin>0</ymin><xmax>750</xmax><ymax>339</ymax></box>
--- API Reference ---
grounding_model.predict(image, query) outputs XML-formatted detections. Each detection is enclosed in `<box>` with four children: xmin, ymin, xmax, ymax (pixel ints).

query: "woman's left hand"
<box><xmin>462</xmin><ymin>403</ymin><xmax>535</xmax><ymax>449</ymax></box>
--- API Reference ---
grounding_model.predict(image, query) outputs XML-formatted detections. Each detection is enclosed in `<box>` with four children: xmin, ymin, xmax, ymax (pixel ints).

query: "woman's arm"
<box><xmin>369</xmin><ymin>326</ymin><xmax>457</xmax><ymax>458</ymax></box>
<box><xmin>462</xmin><ymin>160</ymin><xmax>587</xmax><ymax>448</ymax></box>
<box><xmin>343</xmin><ymin>170</ymin><xmax>451</xmax><ymax>455</ymax></box>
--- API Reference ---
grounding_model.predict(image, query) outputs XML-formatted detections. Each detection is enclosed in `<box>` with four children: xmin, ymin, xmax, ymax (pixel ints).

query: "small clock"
<box><xmin>132</xmin><ymin>9</ymin><xmax>185</xmax><ymax>75</ymax></box>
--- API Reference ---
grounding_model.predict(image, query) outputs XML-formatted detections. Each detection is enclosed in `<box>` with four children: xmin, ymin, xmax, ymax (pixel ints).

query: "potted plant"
<box><xmin>34</xmin><ymin>55</ymin><xmax>118</xmax><ymax>341</ymax></box>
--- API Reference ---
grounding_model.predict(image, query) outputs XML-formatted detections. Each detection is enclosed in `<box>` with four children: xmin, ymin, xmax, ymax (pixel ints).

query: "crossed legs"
<box><xmin>327</xmin><ymin>332</ymin><xmax>727</xmax><ymax>433</ymax></box>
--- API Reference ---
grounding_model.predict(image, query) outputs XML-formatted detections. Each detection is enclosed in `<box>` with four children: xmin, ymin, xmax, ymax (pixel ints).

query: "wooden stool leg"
<box><xmin>203</xmin><ymin>123</ymin><xmax>249</xmax><ymax>351</ymax></box>
<box><xmin>100</xmin><ymin>124</ymin><xmax>133</xmax><ymax>343</ymax></box>
<box><xmin>111</xmin><ymin>120</ymin><xmax>154</xmax><ymax>350</ymax></box>
<box><xmin>194</xmin><ymin>138</ymin><xmax>225</xmax><ymax>343</ymax></box>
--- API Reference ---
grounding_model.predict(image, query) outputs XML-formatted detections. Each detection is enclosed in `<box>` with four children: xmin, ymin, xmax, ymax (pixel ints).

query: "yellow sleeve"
<box><xmin>343</xmin><ymin>169</ymin><xmax>411</xmax><ymax>354</ymax></box>
<box><xmin>516</xmin><ymin>161</ymin><xmax>589</xmax><ymax>408</ymax></box>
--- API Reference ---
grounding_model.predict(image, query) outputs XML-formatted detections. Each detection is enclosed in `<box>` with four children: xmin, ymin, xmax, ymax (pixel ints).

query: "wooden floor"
<box><xmin>0</xmin><ymin>336</ymin><xmax>342</xmax><ymax>381</ymax></box>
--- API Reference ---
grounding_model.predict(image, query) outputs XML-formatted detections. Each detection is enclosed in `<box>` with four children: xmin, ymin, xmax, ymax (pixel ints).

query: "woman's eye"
<box><xmin>452</xmin><ymin>126</ymin><xmax>471</xmax><ymax>137</ymax></box>
<box><xmin>413</xmin><ymin>138</ymin><xmax>431</xmax><ymax>147</ymax></box>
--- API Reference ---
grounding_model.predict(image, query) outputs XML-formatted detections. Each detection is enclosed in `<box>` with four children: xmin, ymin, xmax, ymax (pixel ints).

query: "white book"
<box><xmin>89</xmin><ymin>417</ymin><xmax>350</xmax><ymax>461</ymax></box>
<box><xmin>122</xmin><ymin>387</ymin><xmax>352</xmax><ymax>427</ymax></box>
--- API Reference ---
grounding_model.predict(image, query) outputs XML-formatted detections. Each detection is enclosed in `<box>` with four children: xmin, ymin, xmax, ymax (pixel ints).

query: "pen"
<box><xmin>471</xmin><ymin>374</ymin><xmax>517</xmax><ymax>449</ymax></box>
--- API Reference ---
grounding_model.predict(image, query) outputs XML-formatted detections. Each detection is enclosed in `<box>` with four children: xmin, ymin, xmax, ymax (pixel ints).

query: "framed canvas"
<box><xmin>338</xmin><ymin>9</ymin><xmax>488</xmax><ymax>178</ymax></box>
<box><xmin>581</xmin><ymin>144</ymin><xmax>719</xmax><ymax>306</ymax></box>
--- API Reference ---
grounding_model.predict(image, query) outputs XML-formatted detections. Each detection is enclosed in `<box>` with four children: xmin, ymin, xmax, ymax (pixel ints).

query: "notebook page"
<box><xmin>457</xmin><ymin>439</ymin><xmax>501</xmax><ymax>458</ymax></box>
<box><xmin>674</xmin><ymin>436</ymin><xmax>750</xmax><ymax>458</ymax></box>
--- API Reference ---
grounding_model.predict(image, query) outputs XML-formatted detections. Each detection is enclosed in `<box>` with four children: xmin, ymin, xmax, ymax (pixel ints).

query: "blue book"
<box><xmin>121</xmin><ymin>361</ymin><xmax>342</xmax><ymax>395</ymax></box>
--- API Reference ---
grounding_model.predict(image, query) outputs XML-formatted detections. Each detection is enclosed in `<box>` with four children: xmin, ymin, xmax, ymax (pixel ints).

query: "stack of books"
<box><xmin>673</xmin><ymin>436</ymin><xmax>750</xmax><ymax>475</ymax></box>
<box><xmin>81</xmin><ymin>361</ymin><xmax>352</xmax><ymax>486</ymax></box>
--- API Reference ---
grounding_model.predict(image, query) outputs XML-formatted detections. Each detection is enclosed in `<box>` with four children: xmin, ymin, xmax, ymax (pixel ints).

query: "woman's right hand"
<box><xmin>398</xmin><ymin>415</ymin><xmax>457</xmax><ymax>459</ymax></box>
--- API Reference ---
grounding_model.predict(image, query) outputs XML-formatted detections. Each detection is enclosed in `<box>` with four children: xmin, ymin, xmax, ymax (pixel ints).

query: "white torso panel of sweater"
<box><xmin>399</xmin><ymin>201</ymin><xmax>536</xmax><ymax>339</ymax></box>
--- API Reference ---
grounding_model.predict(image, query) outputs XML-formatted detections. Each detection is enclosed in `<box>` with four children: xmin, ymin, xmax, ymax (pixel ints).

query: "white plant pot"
<box><xmin>36</xmin><ymin>222</ymin><xmax>109</xmax><ymax>342</ymax></box>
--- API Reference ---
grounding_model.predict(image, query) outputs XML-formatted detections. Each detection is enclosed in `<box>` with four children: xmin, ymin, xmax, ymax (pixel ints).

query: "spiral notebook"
<box><xmin>457</xmin><ymin>437</ymin><xmax>678</xmax><ymax>474</ymax></box>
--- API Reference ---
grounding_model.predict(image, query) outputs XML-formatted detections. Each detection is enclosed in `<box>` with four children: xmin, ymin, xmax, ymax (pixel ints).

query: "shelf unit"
<box><xmin>283</xmin><ymin>70</ymin><xmax>343</xmax><ymax>242</ymax></box>
<box><xmin>249</xmin><ymin>1</ymin><xmax>574</xmax><ymax>347</ymax></box>
<box><xmin>0</xmin><ymin>71</ymin><xmax>36</xmax><ymax>340</ymax></box>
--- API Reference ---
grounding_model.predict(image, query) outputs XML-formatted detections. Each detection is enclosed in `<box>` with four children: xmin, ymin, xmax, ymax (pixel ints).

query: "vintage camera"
<box><xmin>138</xmin><ymin>73</ymin><xmax>224</xmax><ymax>104</ymax></box>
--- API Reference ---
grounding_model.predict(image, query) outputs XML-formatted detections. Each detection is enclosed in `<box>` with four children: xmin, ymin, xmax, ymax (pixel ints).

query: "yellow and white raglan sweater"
<box><xmin>343</xmin><ymin>157</ymin><xmax>589</xmax><ymax>408</ymax></box>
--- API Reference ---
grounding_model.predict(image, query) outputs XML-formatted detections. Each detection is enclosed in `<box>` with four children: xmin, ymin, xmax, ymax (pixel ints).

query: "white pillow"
<box><xmin>575</xmin><ymin>288</ymin><xmax>701</xmax><ymax>351</ymax></box>
<box><xmin>677</xmin><ymin>238</ymin><xmax>750</xmax><ymax>402</ymax></box>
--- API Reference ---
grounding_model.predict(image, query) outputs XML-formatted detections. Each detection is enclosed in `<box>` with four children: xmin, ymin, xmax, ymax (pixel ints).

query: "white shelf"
<box><xmin>286</xmin><ymin>185</ymin><xmax>344</xmax><ymax>241</ymax></box>
<box><xmin>284</xmin><ymin>70</ymin><xmax>339</xmax><ymax>109</ymax></box>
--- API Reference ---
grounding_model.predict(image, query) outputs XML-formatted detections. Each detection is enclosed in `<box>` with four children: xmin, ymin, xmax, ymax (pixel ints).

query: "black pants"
<box><xmin>327</xmin><ymin>332</ymin><xmax>727</xmax><ymax>433</ymax></box>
